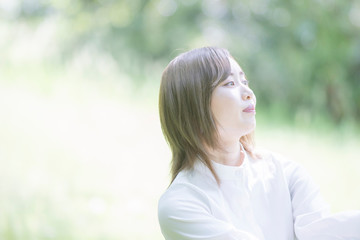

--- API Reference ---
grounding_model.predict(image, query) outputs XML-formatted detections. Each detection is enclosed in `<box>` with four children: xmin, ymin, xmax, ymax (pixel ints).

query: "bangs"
<box><xmin>205</xmin><ymin>48</ymin><xmax>232</xmax><ymax>89</ymax></box>
<box><xmin>179</xmin><ymin>47</ymin><xmax>231</xmax><ymax>89</ymax></box>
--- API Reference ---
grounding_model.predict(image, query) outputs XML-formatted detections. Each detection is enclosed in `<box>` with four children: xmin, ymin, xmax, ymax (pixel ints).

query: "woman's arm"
<box><xmin>284</xmin><ymin>160</ymin><xmax>360</xmax><ymax>240</ymax></box>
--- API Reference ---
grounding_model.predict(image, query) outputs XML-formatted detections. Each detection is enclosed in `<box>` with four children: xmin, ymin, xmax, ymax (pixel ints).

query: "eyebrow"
<box><xmin>230</xmin><ymin>71</ymin><xmax>246</xmax><ymax>77</ymax></box>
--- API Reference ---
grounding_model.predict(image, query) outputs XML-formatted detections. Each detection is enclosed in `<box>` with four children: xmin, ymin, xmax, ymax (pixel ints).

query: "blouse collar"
<box><xmin>193</xmin><ymin>148</ymin><xmax>250</xmax><ymax>181</ymax></box>
<box><xmin>211</xmin><ymin>151</ymin><xmax>249</xmax><ymax>180</ymax></box>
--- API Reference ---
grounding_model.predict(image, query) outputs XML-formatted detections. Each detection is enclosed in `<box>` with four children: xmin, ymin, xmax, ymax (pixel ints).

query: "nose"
<box><xmin>242</xmin><ymin>89</ymin><xmax>254</xmax><ymax>101</ymax></box>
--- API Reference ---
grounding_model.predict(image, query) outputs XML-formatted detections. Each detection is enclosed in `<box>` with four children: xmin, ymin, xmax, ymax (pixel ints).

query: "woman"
<box><xmin>158</xmin><ymin>47</ymin><xmax>360</xmax><ymax>240</ymax></box>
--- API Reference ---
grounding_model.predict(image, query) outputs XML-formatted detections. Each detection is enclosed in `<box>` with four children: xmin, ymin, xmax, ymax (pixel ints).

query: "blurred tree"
<box><xmin>1</xmin><ymin>0</ymin><xmax>359</xmax><ymax>124</ymax></box>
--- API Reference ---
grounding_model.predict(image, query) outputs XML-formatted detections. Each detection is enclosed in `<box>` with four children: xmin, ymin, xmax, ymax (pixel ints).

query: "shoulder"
<box><xmin>158</xmin><ymin>173</ymin><xmax>215</xmax><ymax>234</ymax></box>
<box><xmin>159</xmin><ymin>176</ymin><xmax>210</xmax><ymax>207</ymax></box>
<box><xmin>255</xmin><ymin>148</ymin><xmax>303</xmax><ymax>169</ymax></box>
<box><xmin>256</xmin><ymin>148</ymin><xmax>321</xmax><ymax>196</ymax></box>
<box><xmin>158</xmin><ymin>171</ymin><xmax>213</xmax><ymax>219</ymax></box>
<box><xmin>252</xmin><ymin>148</ymin><xmax>311</xmax><ymax>184</ymax></box>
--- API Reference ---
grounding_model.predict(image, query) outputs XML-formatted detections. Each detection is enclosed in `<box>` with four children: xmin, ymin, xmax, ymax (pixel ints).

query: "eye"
<box><xmin>241</xmin><ymin>80</ymin><xmax>249</xmax><ymax>86</ymax></box>
<box><xmin>224</xmin><ymin>81</ymin><xmax>235</xmax><ymax>86</ymax></box>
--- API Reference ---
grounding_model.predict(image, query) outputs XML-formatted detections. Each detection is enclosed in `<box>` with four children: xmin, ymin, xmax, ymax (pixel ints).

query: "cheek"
<box><xmin>211</xmin><ymin>94</ymin><xmax>241</xmax><ymax>124</ymax></box>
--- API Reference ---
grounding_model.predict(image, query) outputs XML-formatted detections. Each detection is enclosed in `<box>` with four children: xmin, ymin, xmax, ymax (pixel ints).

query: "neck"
<box><xmin>209</xmin><ymin>141</ymin><xmax>245</xmax><ymax>166</ymax></box>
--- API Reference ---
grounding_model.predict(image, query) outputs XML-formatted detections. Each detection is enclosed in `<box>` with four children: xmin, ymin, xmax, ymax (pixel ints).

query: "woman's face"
<box><xmin>210</xmin><ymin>57</ymin><xmax>256</xmax><ymax>141</ymax></box>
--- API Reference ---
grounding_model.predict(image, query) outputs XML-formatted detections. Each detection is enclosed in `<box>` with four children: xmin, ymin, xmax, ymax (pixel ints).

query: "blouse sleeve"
<box><xmin>283</xmin><ymin>159</ymin><xmax>360</xmax><ymax>240</ymax></box>
<box><xmin>158</xmin><ymin>183</ymin><xmax>259</xmax><ymax>240</ymax></box>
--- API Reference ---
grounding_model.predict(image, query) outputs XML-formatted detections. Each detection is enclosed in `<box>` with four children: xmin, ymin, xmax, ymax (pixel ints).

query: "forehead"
<box><xmin>229</xmin><ymin>57</ymin><xmax>244</xmax><ymax>74</ymax></box>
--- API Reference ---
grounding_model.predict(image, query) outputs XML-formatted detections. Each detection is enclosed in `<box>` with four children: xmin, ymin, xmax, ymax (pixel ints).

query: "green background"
<box><xmin>0</xmin><ymin>0</ymin><xmax>359</xmax><ymax>239</ymax></box>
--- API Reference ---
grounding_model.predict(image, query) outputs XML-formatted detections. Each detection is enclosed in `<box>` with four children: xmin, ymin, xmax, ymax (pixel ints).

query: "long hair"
<box><xmin>159</xmin><ymin>47</ymin><xmax>256</xmax><ymax>184</ymax></box>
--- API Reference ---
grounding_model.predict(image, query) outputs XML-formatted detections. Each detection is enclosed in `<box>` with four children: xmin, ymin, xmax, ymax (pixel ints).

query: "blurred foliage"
<box><xmin>0</xmin><ymin>1</ymin><xmax>360</xmax><ymax>240</ymax></box>
<box><xmin>0</xmin><ymin>0</ymin><xmax>360</xmax><ymax>124</ymax></box>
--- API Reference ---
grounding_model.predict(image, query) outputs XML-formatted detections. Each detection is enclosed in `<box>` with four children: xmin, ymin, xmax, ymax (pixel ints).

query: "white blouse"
<box><xmin>158</xmin><ymin>150</ymin><xmax>360</xmax><ymax>240</ymax></box>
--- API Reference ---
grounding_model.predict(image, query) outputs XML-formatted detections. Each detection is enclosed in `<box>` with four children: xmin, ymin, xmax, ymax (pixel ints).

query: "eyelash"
<box><xmin>224</xmin><ymin>80</ymin><xmax>249</xmax><ymax>86</ymax></box>
<box><xmin>224</xmin><ymin>81</ymin><xmax>235</xmax><ymax>86</ymax></box>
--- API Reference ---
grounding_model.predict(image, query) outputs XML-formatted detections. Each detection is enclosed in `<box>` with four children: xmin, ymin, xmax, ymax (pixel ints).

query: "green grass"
<box><xmin>0</xmin><ymin>64</ymin><xmax>359</xmax><ymax>240</ymax></box>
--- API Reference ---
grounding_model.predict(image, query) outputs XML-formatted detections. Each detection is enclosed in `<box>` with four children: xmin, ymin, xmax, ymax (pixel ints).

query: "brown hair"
<box><xmin>159</xmin><ymin>47</ymin><xmax>256</xmax><ymax>184</ymax></box>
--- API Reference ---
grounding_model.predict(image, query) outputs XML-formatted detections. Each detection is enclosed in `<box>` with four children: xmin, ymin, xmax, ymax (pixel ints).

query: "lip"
<box><xmin>243</xmin><ymin>104</ymin><xmax>256</xmax><ymax>113</ymax></box>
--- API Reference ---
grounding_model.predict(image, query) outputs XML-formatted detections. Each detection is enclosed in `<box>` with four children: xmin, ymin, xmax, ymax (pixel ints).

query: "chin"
<box><xmin>241</xmin><ymin>120</ymin><xmax>256</xmax><ymax>136</ymax></box>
